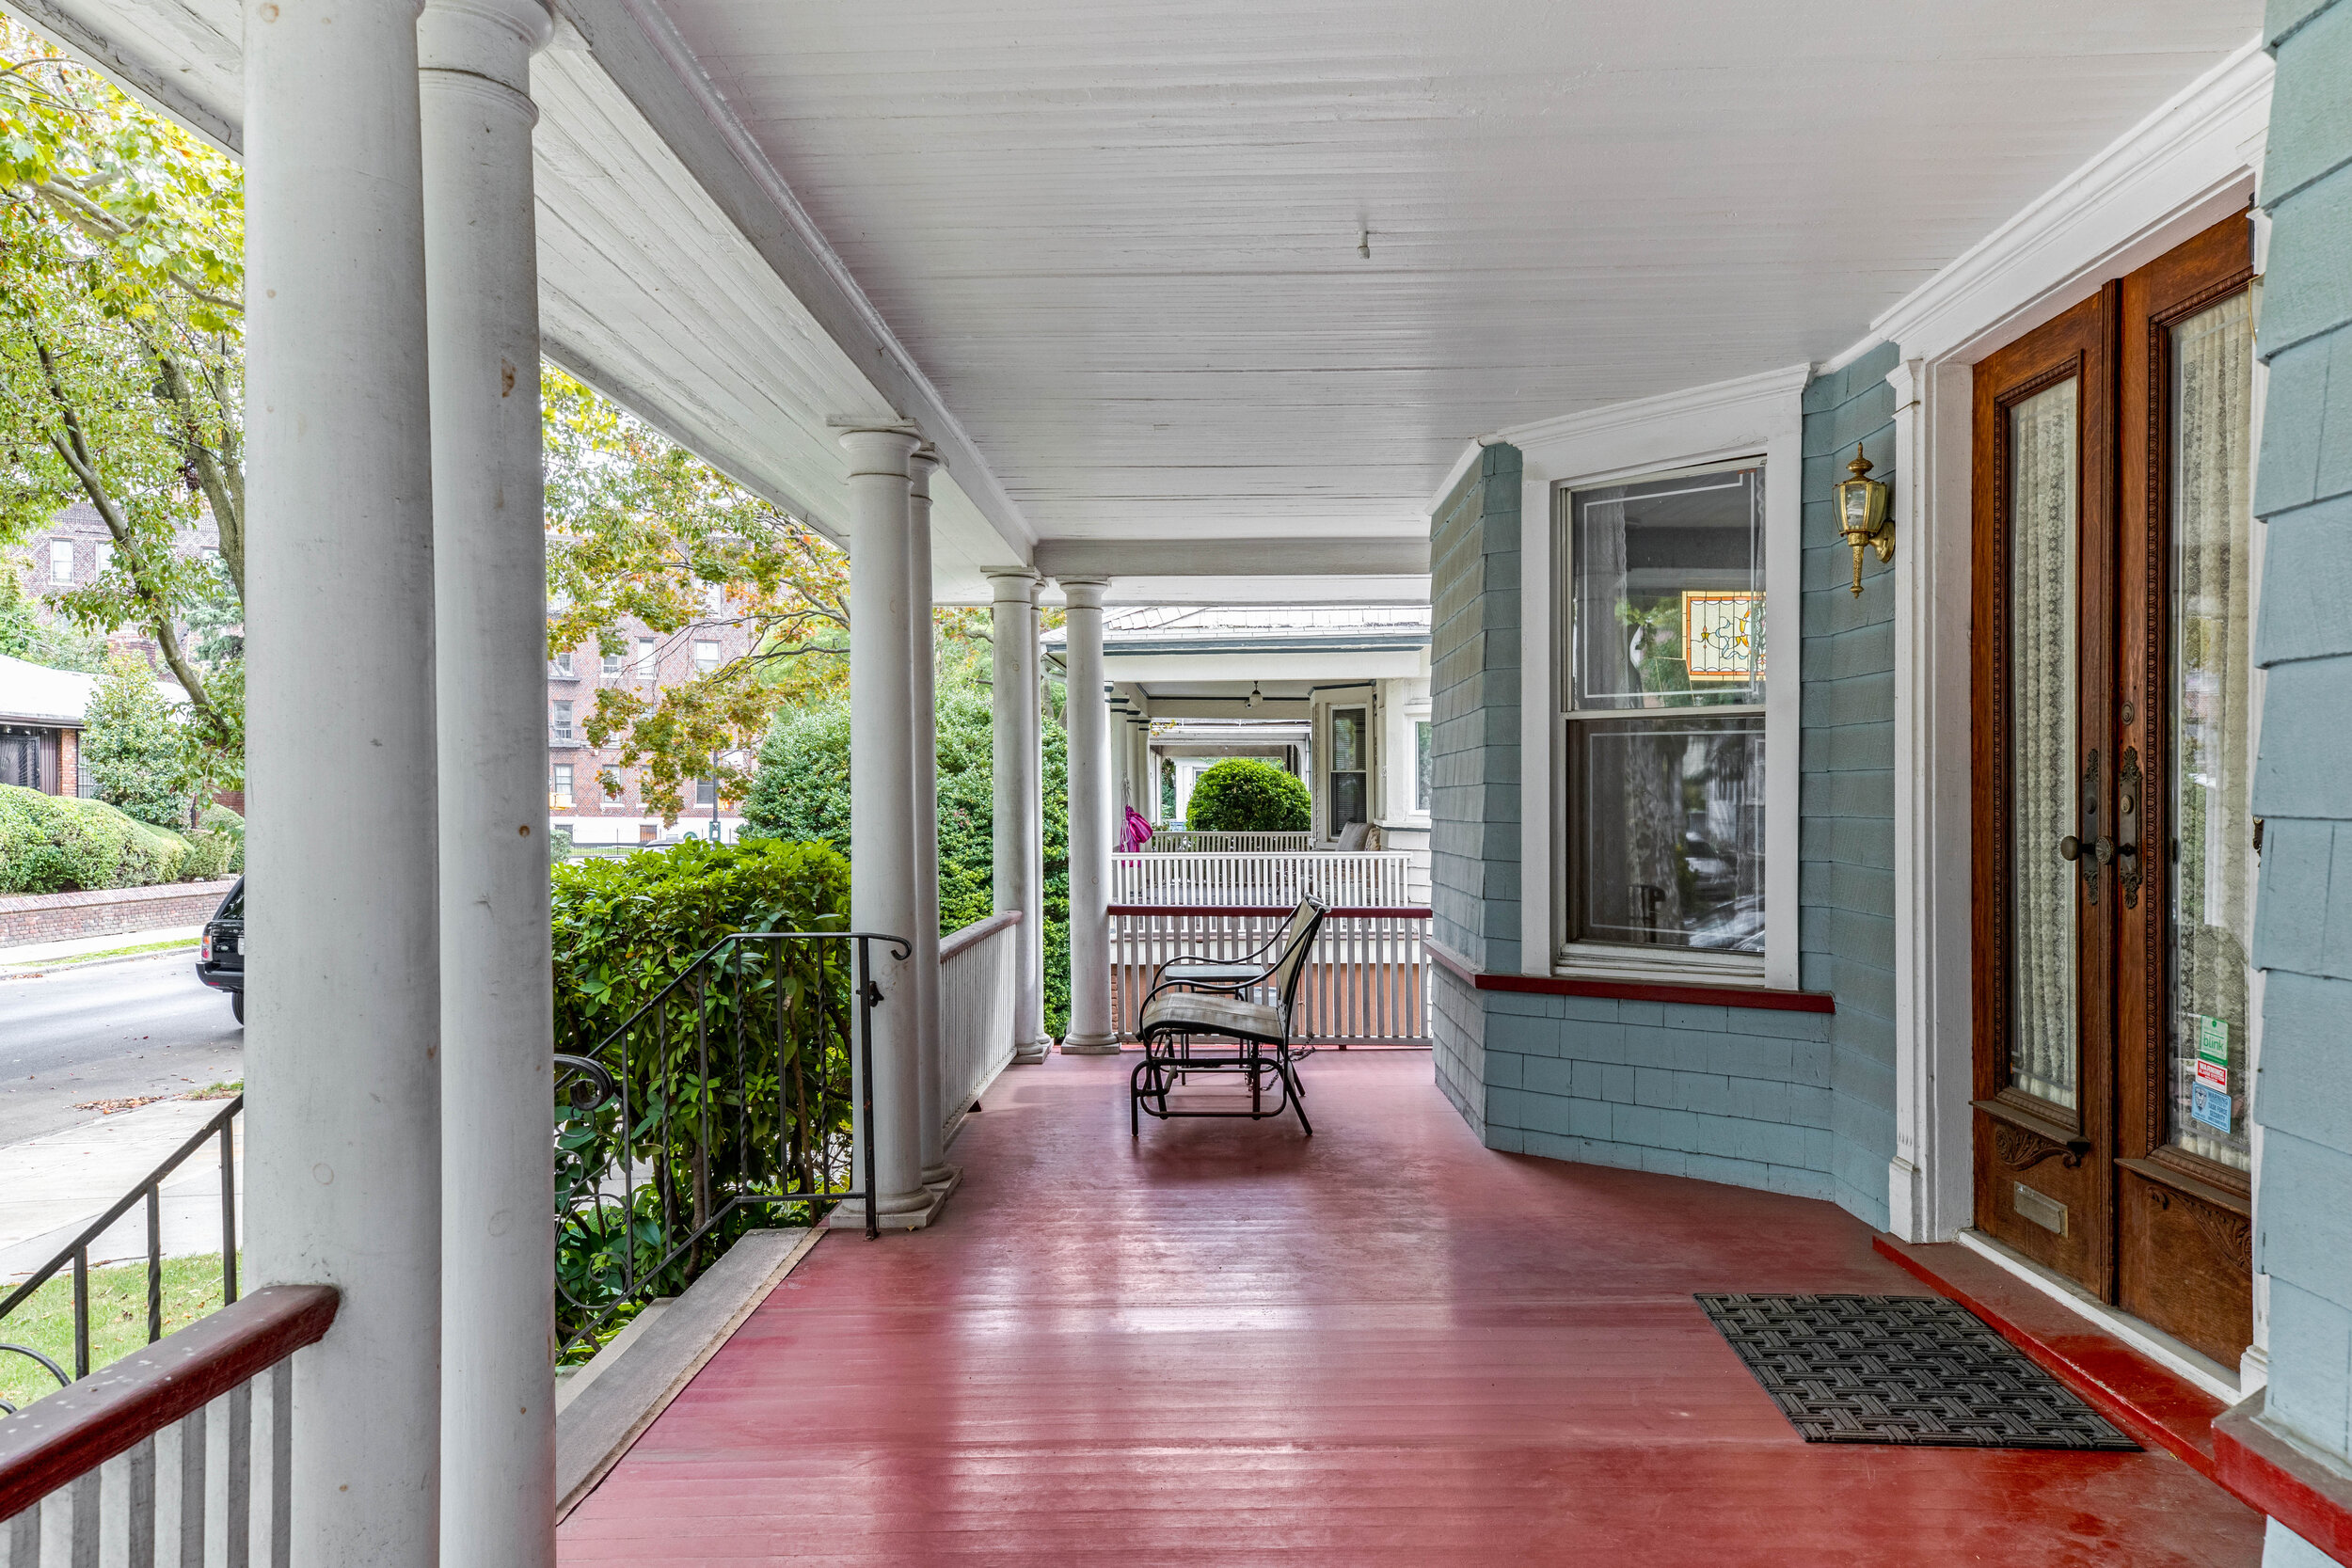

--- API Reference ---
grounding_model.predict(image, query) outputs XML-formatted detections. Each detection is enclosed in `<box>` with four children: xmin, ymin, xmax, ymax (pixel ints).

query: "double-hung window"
<box><xmin>1560</xmin><ymin>461</ymin><xmax>1767</xmax><ymax>962</ymax></box>
<box><xmin>635</xmin><ymin>637</ymin><xmax>658</xmax><ymax>678</ymax></box>
<box><xmin>550</xmin><ymin>763</ymin><xmax>574</xmax><ymax>808</ymax></box>
<box><xmin>551</xmin><ymin>700</ymin><xmax>574</xmax><ymax>742</ymax></box>
<box><xmin>693</xmin><ymin>640</ymin><xmax>720</xmax><ymax>674</ymax></box>
<box><xmin>48</xmin><ymin>540</ymin><xmax>72</xmax><ymax>582</ymax></box>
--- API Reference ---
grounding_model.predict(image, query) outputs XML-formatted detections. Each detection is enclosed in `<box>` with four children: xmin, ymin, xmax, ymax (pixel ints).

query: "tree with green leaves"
<box><xmin>0</xmin><ymin>24</ymin><xmax>245</xmax><ymax>790</ymax></box>
<box><xmin>544</xmin><ymin>368</ymin><xmax>855</xmax><ymax>822</ymax></box>
<box><xmin>81</xmin><ymin>646</ymin><xmax>186</xmax><ymax>828</ymax></box>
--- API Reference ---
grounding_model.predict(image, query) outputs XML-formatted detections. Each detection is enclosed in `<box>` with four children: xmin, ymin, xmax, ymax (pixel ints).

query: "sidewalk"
<box><xmin>0</xmin><ymin>1095</ymin><xmax>244</xmax><ymax>1283</ymax></box>
<box><xmin>0</xmin><ymin>923</ymin><xmax>206</xmax><ymax>975</ymax></box>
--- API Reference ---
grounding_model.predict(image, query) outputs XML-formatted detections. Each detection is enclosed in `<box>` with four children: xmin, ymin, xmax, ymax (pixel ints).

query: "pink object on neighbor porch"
<box><xmin>1120</xmin><ymin>806</ymin><xmax>1153</xmax><ymax>852</ymax></box>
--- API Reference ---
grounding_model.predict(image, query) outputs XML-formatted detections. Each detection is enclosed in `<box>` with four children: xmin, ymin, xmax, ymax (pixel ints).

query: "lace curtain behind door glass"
<box><xmin>2010</xmin><ymin>379</ymin><xmax>2081</xmax><ymax>1110</ymax></box>
<box><xmin>2169</xmin><ymin>292</ymin><xmax>2255</xmax><ymax>1171</ymax></box>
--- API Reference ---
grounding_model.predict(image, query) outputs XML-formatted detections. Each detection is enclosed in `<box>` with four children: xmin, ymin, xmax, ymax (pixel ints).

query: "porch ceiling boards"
<box><xmin>654</xmin><ymin>0</ymin><xmax>2258</xmax><ymax>560</ymax></box>
<box><xmin>558</xmin><ymin>1052</ymin><xmax>2260</xmax><ymax>1565</ymax></box>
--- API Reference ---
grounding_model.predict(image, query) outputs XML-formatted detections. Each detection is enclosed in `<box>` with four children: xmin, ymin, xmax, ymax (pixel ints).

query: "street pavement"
<box><xmin>0</xmin><ymin>948</ymin><xmax>244</xmax><ymax>1148</ymax></box>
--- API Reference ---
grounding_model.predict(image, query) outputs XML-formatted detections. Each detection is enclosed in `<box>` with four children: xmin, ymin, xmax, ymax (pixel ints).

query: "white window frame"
<box><xmin>48</xmin><ymin>540</ymin><xmax>72</xmax><ymax>582</ymax></box>
<box><xmin>1501</xmin><ymin>365</ymin><xmax>1808</xmax><ymax>992</ymax></box>
<box><xmin>550</xmin><ymin>763</ymin><xmax>574</xmax><ymax>809</ymax></box>
<box><xmin>692</xmin><ymin>639</ymin><xmax>721</xmax><ymax>673</ymax></box>
<box><xmin>551</xmin><ymin>700</ymin><xmax>574</xmax><ymax>742</ymax></box>
<box><xmin>635</xmin><ymin>637</ymin><xmax>657</xmax><ymax>678</ymax></box>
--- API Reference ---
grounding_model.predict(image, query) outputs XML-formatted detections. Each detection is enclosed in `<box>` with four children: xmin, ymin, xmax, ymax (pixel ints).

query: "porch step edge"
<box><xmin>2214</xmin><ymin>1387</ymin><xmax>2352</xmax><ymax>1568</ymax></box>
<box><xmin>554</xmin><ymin>1226</ymin><xmax>820</xmax><ymax>1520</ymax></box>
<box><xmin>1871</xmin><ymin>1233</ymin><xmax>2232</xmax><ymax>1483</ymax></box>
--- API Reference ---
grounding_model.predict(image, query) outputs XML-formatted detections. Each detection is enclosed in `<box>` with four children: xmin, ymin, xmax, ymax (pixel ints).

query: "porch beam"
<box><xmin>1034</xmin><ymin>538</ymin><xmax>1429</xmax><ymax>579</ymax></box>
<box><xmin>1057</xmin><ymin>578</ymin><xmax>1119</xmax><ymax>1053</ymax></box>
<box><xmin>908</xmin><ymin>450</ymin><xmax>949</xmax><ymax>1184</ymax></box>
<box><xmin>986</xmin><ymin>570</ymin><xmax>1053</xmax><ymax>1066</ymax></box>
<box><xmin>839</xmin><ymin>427</ymin><xmax>933</xmax><ymax>1217</ymax></box>
<box><xmin>419</xmin><ymin>2</ymin><xmax>559</xmax><ymax>1563</ymax></box>
<box><xmin>243</xmin><ymin>0</ymin><xmax>441</xmax><ymax>1560</ymax></box>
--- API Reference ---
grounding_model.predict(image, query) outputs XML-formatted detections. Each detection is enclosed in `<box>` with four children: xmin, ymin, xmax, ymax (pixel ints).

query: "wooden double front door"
<box><xmin>1971</xmin><ymin>214</ymin><xmax>2258</xmax><ymax>1369</ymax></box>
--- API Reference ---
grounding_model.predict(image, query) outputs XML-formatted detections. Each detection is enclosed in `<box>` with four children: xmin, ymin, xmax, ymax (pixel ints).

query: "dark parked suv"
<box><xmin>198</xmin><ymin>878</ymin><xmax>245</xmax><ymax>1023</ymax></box>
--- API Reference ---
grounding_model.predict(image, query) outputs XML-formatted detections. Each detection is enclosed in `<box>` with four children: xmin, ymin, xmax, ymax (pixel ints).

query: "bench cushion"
<box><xmin>1136</xmin><ymin>990</ymin><xmax>1285</xmax><ymax>1046</ymax></box>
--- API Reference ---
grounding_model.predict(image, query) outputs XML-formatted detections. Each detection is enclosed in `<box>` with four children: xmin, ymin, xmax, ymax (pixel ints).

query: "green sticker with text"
<box><xmin>2197</xmin><ymin>1015</ymin><xmax>2230</xmax><ymax>1067</ymax></box>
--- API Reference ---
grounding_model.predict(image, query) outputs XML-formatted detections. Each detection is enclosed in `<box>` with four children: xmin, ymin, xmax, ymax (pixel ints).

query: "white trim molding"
<box><xmin>1505</xmin><ymin>365</ymin><xmax>1810</xmax><ymax>990</ymax></box>
<box><xmin>1886</xmin><ymin>356</ymin><xmax>1975</xmax><ymax>1243</ymax></box>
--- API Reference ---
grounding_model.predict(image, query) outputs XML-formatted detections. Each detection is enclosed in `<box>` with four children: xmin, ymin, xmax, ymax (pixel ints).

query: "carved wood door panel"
<box><xmin>1970</xmin><ymin>214</ymin><xmax>2256</xmax><ymax>1370</ymax></box>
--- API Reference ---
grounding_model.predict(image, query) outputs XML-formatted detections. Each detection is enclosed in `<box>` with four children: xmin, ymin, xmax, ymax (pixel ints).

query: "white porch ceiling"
<box><xmin>657</xmin><ymin>0</ymin><xmax>2258</xmax><ymax>557</ymax></box>
<box><xmin>9</xmin><ymin>0</ymin><xmax>2265</xmax><ymax>608</ymax></box>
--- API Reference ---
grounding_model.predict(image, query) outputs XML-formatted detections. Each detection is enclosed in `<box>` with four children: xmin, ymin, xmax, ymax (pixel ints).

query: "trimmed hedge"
<box><xmin>0</xmin><ymin>785</ymin><xmax>237</xmax><ymax>894</ymax></box>
<box><xmin>1184</xmin><ymin>757</ymin><xmax>1311</xmax><ymax>833</ymax></box>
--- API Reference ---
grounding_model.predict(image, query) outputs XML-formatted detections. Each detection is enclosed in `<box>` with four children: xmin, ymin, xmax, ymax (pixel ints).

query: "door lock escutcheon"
<box><xmin>2055</xmin><ymin>751</ymin><xmax>2105</xmax><ymax>902</ymax></box>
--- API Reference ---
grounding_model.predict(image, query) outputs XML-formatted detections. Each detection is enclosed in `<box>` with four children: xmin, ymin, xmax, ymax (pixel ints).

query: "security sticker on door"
<box><xmin>2191</xmin><ymin>1016</ymin><xmax>2233</xmax><ymax>1132</ymax></box>
<box><xmin>2192</xmin><ymin>1081</ymin><xmax>2233</xmax><ymax>1133</ymax></box>
<box><xmin>2197</xmin><ymin>1015</ymin><xmax>2230</xmax><ymax>1068</ymax></box>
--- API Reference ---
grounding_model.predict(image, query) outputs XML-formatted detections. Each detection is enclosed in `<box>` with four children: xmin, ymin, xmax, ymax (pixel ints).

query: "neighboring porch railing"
<box><xmin>939</xmin><ymin>911</ymin><xmax>1020</xmax><ymax>1130</ymax></box>
<box><xmin>1109</xmin><ymin>904</ymin><xmax>1433</xmax><ymax>1045</ymax></box>
<box><xmin>1136</xmin><ymin>831</ymin><xmax>1314</xmax><ymax>852</ymax></box>
<box><xmin>1114</xmin><ymin>851</ymin><xmax>1412</xmax><ymax>908</ymax></box>
<box><xmin>0</xmin><ymin>1284</ymin><xmax>338</xmax><ymax>1563</ymax></box>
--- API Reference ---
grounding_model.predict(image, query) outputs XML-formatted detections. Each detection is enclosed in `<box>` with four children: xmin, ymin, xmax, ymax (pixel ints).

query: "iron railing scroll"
<box><xmin>0</xmin><ymin>1094</ymin><xmax>242</xmax><ymax>1415</ymax></box>
<box><xmin>552</xmin><ymin>928</ymin><xmax>906</xmax><ymax>1358</ymax></box>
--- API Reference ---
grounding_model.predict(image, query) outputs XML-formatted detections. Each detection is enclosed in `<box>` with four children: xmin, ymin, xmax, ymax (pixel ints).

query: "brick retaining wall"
<box><xmin>0</xmin><ymin>879</ymin><xmax>239</xmax><ymax>947</ymax></box>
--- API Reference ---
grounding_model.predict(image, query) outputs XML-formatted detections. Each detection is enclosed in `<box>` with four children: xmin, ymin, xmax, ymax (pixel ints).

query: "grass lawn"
<box><xmin>0</xmin><ymin>1253</ymin><xmax>237</xmax><ymax>1413</ymax></box>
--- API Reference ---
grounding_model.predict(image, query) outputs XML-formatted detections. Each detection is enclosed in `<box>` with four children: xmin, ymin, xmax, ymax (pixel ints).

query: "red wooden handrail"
<box><xmin>938</xmin><ymin>908</ymin><xmax>1022</xmax><ymax>963</ymax></box>
<box><xmin>1108</xmin><ymin>904</ymin><xmax>1433</xmax><ymax>919</ymax></box>
<box><xmin>0</xmin><ymin>1285</ymin><xmax>339</xmax><ymax>1519</ymax></box>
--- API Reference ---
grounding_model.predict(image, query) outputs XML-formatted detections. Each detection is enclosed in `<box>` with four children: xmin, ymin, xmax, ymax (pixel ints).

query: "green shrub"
<box><xmin>0</xmin><ymin>786</ymin><xmax>232</xmax><ymax>892</ymax></box>
<box><xmin>548</xmin><ymin>825</ymin><xmax>574</xmax><ymax>864</ymax></box>
<box><xmin>743</xmin><ymin>682</ymin><xmax>1073</xmax><ymax>1033</ymax></box>
<box><xmin>1184</xmin><ymin>757</ymin><xmax>1311</xmax><ymax>832</ymax></box>
<box><xmin>81</xmin><ymin>651</ymin><xmax>189</xmax><ymax>830</ymax></box>
<box><xmin>549</xmin><ymin>838</ymin><xmax>853</xmax><ymax>1353</ymax></box>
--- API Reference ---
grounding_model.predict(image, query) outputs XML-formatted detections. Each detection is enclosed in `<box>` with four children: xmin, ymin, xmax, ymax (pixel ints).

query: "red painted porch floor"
<box><xmin>558</xmin><ymin>1051</ymin><xmax>2262</xmax><ymax>1566</ymax></box>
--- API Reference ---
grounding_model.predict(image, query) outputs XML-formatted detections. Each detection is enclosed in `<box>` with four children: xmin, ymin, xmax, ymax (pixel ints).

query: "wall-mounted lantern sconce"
<box><xmin>1834</xmin><ymin>442</ymin><xmax>1893</xmax><ymax>596</ymax></box>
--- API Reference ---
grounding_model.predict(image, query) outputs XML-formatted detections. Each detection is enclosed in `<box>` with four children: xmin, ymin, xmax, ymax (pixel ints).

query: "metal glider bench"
<box><xmin>1131</xmin><ymin>897</ymin><xmax>1327</xmax><ymax>1136</ymax></box>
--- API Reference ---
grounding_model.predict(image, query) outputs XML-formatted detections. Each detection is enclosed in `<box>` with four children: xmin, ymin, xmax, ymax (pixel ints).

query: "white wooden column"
<box><xmin>839</xmin><ymin>427</ymin><xmax>931</xmax><ymax>1217</ymax></box>
<box><xmin>987</xmin><ymin>570</ymin><xmax>1053</xmax><ymax>1064</ymax></box>
<box><xmin>244</xmin><ymin>0</ymin><xmax>441</xmax><ymax>1559</ymax></box>
<box><xmin>906</xmin><ymin>449</ymin><xmax>949</xmax><ymax>1183</ymax></box>
<box><xmin>419</xmin><ymin>1</ymin><xmax>556</xmax><ymax>1562</ymax></box>
<box><xmin>1057</xmin><ymin>578</ymin><xmax>1118</xmax><ymax>1052</ymax></box>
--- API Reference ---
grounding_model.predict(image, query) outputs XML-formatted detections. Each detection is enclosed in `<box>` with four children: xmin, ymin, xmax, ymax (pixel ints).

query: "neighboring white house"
<box><xmin>1043</xmin><ymin>605</ymin><xmax>1433</xmax><ymax>886</ymax></box>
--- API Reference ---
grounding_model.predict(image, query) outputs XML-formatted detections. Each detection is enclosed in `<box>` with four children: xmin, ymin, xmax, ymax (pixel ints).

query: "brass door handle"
<box><xmin>2094</xmin><ymin>835</ymin><xmax>2117</xmax><ymax>865</ymax></box>
<box><xmin>2058</xmin><ymin>835</ymin><xmax>2082</xmax><ymax>863</ymax></box>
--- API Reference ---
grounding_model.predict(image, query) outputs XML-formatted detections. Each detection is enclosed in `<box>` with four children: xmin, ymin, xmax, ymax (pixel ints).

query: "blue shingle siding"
<box><xmin>1800</xmin><ymin>342</ymin><xmax>1900</xmax><ymax>1230</ymax></box>
<box><xmin>2251</xmin><ymin>0</ymin><xmax>2352</xmax><ymax>1497</ymax></box>
<box><xmin>1428</xmin><ymin>444</ymin><xmax>1523</xmax><ymax>977</ymax></box>
<box><xmin>1422</xmin><ymin>401</ymin><xmax>1900</xmax><ymax>1228</ymax></box>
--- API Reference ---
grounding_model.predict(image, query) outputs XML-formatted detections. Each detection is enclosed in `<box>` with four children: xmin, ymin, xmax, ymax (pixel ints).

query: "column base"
<box><xmin>1059</xmin><ymin>1033</ymin><xmax>1122</xmax><ymax>1056</ymax></box>
<box><xmin>827</xmin><ymin>1166</ymin><xmax>962</xmax><ymax>1232</ymax></box>
<box><xmin>1012</xmin><ymin>1036</ymin><xmax>1054</xmax><ymax>1066</ymax></box>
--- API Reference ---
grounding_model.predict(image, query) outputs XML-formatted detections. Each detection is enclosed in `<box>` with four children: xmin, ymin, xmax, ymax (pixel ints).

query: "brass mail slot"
<box><xmin>2013</xmin><ymin>1181</ymin><xmax>2068</xmax><ymax>1236</ymax></box>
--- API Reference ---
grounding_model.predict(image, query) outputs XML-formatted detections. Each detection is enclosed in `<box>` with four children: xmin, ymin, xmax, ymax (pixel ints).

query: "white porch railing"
<box><xmin>1109</xmin><ymin>904</ymin><xmax>1432</xmax><ymax>1044</ymax></box>
<box><xmin>1137</xmin><ymin>831</ymin><xmax>1314</xmax><ymax>852</ymax></box>
<box><xmin>940</xmin><ymin>911</ymin><xmax>1021</xmax><ymax>1134</ymax></box>
<box><xmin>0</xmin><ymin>1286</ymin><xmax>337</xmax><ymax>1567</ymax></box>
<box><xmin>1113</xmin><ymin>851</ymin><xmax>1411</xmax><ymax>909</ymax></box>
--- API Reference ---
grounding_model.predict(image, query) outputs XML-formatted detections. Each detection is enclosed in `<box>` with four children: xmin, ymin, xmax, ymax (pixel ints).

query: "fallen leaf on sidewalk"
<box><xmin>69</xmin><ymin>1096</ymin><xmax>167</xmax><ymax>1116</ymax></box>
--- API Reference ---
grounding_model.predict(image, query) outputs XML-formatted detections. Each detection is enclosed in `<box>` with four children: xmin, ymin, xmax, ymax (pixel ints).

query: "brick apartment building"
<box><xmin>548</xmin><ymin>598</ymin><xmax>761</xmax><ymax>847</ymax></box>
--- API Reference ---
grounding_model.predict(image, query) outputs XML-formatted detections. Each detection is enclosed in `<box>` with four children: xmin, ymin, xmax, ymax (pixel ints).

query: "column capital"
<box><xmin>1057</xmin><ymin>576</ymin><xmax>1110</xmax><ymax>610</ymax></box>
<box><xmin>836</xmin><ymin>425</ymin><xmax>921</xmax><ymax>480</ymax></box>
<box><xmin>984</xmin><ymin>567</ymin><xmax>1041</xmax><ymax>604</ymax></box>
<box><xmin>908</xmin><ymin>444</ymin><xmax>943</xmax><ymax>499</ymax></box>
<box><xmin>418</xmin><ymin>0</ymin><xmax>553</xmax><ymax>96</ymax></box>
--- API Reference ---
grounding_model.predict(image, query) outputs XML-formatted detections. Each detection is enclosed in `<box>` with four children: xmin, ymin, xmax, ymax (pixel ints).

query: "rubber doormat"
<box><xmin>1695</xmin><ymin>1293</ymin><xmax>2140</xmax><ymax>1449</ymax></box>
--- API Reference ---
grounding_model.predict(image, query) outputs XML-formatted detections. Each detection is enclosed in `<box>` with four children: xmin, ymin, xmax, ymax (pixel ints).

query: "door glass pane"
<box><xmin>2168</xmin><ymin>292</ymin><xmax>2256</xmax><ymax>1170</ymax></box>
<box><xmin>2010</xmin><ymin>379</ymin><xmax>2080</xmax><ymax>1109</ymax></box>
<box><xmin>1569</xmin><ymin>465</ymin><xmax>1764</xmax><ymax>710</ymax></box>
<box><xmin>1571</xmin><ymin>714</ymin><xmax>1763</xmax><ymax>951</ymax></box>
